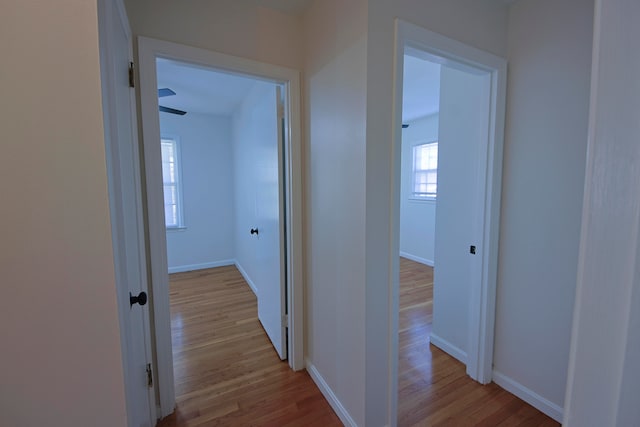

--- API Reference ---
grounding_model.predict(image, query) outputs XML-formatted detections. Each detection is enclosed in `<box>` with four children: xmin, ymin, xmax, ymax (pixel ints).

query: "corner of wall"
<box><xmin>306</xmin><ymin>361</ymin><xmax>358</xmax><ymax>427</ymax></box>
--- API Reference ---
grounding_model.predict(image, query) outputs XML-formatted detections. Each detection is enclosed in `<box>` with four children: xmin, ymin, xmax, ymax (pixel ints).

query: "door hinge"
<box><xmin>146</xmin><ymin>363</ymin><xmax>153</xmax><ymax>388</ymax></box>
<box><xmin>128</xmin><ymin>62</ymin><xmax>135</xmax><ymax>88</ymax></box>
<box><xmin>281</xmin><ymin>314</ymin><xmax>288</xmax><ymax>328</ymax></box>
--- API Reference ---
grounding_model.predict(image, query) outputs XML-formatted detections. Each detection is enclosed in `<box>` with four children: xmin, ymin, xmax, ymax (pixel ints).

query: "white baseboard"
<box><xmin>167</xmin><ymin>259</ymin><xmax>235</xmax><ymax>274</ymax></box>
<box><xmin>492</xmin><ymin>371</ymin><xmax>563</xmax><ymax>422</ymax></box>
<box><xmin>429</xmin><ymin>333</ymin><xmax>467</xmax><ymax>364</ymax></box>
<box><xmin>306</xmin><ymin>361</ymin><xmax>357</xmax><ymax>427</ymax></box>
<box><xmin>234</xmin><ymin>261</ymin><xmax>258</xmax><ymax>296</ymax></box>
<box><xmin>399</xmin><ymin>252</ymin><xmax>434</xmax><ymax>267</ymax></box>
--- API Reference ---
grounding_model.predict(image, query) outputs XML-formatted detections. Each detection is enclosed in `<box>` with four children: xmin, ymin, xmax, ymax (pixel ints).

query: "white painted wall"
<box><xmin>232</xmin><ymin>81</ymin><xmax>285</xmax><ymax>357</ymax></box>
<box><xmin>431</xmin><ymin>66</ymin><xmax>491</xmax><ymax>362</ymax></box>
<box><xmin>564</xmin><ymin>0</ymin><xmax>640</xmax><ymax>425</ymax></box>
<box><xmin>0</xmin><ymin>1</ymin><xmax>127</xmax><ymax>425</ymax></box>
<box><xmin>493</xmin><ymin>0</ymin><xmax>594</xmax><ymax>418</ymax></box>
<box><xmin>120</xmin><ymin>0</ymin><xmax>604</xmax><ymax>425</ymax></box>
<box><xmin>233</xmin><ymin>82</ymin><xmax>271</xmax><ymax>292</ymax></box>
<box><xmin>160</xmin><ymin>112</ymin><xmax>235</xmax><ymax>272</ymax></box>
<box><xmin>124</xmin><ymin>0</ymin><xmax>303</xmax><ymax>71</ymax></box>
<box><xmin>231</xmin><ymin>82</ymin><xmax>278</xmax><ymax>295</ymax></box>
<box><xmin>365</xmin><ymin>1</ymin><xmax>508</xmax><ymax>424</ymax></box>
<box><xmin>303</xmin><ymin>0</ymin><xmax>368</xmax><ymax>425</ymax></box>
<box><xmin>399</xmin><ymin>114</ymin><xmax>438</xmax><ymax>266</ymax></box>
<box><xmin>233</xmin><ymin>92</ymin><xmax>255</xmax><ymax>289</ymax></box>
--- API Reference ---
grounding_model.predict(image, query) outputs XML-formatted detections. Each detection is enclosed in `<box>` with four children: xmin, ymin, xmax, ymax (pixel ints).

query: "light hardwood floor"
<box><xmin>398</xmin><ymin>257</ymin><xmax>559</xmax><ymax>426</ymax></box>
<box><xmin>159</xmin><ymin>260</ymin><xmax>560</xmax><ymax>426</ymax></box>
<box><xmin>158</xmin><ymin>266</ymin><xmax>341</xmax><ymax>426</ymax></box>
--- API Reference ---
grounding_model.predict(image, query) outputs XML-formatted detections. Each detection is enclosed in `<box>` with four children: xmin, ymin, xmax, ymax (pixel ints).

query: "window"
<box><xmin>161</xmin><ymin>138</ymin><xmax>183</xmax><ymax>228</ymax></box>
<box><xmin>412</xmin><ymin>142</ymin><xmax>438</xmax><ymax>199</ymax></box>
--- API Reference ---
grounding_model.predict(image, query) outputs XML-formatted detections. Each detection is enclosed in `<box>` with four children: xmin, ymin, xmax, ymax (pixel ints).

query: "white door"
<box><xmin>256</xmin><ymin>86</ymin><xmax>288</xmax><ymax>360</ymax></box>
<box><xmin>98</xmin><ymin>1</ymin><xmax>156</xmax><ymax>425</ymax></box>
<box><xmin>432</xmin><ymin>65</ymin><xmax>491</xmax><ymax>376</ymax></box>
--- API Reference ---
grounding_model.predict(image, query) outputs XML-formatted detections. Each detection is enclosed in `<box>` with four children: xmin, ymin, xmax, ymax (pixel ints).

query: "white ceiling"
<box><xmin>156</xmin><ymin>58</ymin><xmax>265</xmax><ymax>116</ymax></box>
<box><xmin>156</xmin><ymin>54</ymin><xmax>440</xmax><ymax>122</ymax></box>
<box><xmin>402</xmin><ymin>54</ymin><xmax>441</xmax><ymax>123</ymax></box>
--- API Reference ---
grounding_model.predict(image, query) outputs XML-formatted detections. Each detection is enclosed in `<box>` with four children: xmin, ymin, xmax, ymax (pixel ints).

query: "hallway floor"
<box><xmin>157</xmin><ymin>261</ymin><xmax>559</xmax><ymax>426</ymax></box>
<box><xmin>157</xmin><ymin>266</ymin><xmax>341</xmax><ymax>426</ymax></box>
<box><xmin>398</xmin><ymin>257</ymin><xmax>560</xmax><ymax>426</ymax></box>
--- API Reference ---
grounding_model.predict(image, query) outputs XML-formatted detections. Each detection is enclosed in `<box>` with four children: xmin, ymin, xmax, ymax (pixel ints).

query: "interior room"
<box><xmin>153</xmin><ymin>59</ymin><xmax>322</xmax><ymax>423</ymax></box>
<box><xmin>397</xmin><ymin>52</ymin><xmax>557</xmax><ymax>425</ymax></box>
<box><xmin>397</xmin><ymin>52</ymin><xmax>441</xmax><ymax>424</ymax></box>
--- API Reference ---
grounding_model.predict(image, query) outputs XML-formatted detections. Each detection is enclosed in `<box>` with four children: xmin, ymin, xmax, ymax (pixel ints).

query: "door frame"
<box><xmin>389</xmin><ymin>19</ymin><xmax>507</xmax><ymax>422</ymax></box>
<box><xmin>136</xmin><ymin>36</ymin><xmax>305</xmax><ymax>417</ymax></box>
<box><xmin>97</xmin><ymin>0</ymin><xmax>157</xmax><ymax>425</ymax></box>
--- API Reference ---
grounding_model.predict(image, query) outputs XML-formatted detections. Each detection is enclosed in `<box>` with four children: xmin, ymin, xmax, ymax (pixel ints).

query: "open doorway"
<box><xmin>136</xmin><ymin>37</ymin><xmax>305</xmax><ymax>419</ymax></box>
<box><xmin>397</xmin><ymin>53</ymin><xmax>440</xmax><ymax>424</ymax></box>
<box><xmin>153</xmin><ymin>57</ymin><xmax>289</xmax><ymax>405</ymax></box>
<box><xmin>392</xmin><ymin>21</ymin><xmax>508</xmax><ymax>425</ymax></box>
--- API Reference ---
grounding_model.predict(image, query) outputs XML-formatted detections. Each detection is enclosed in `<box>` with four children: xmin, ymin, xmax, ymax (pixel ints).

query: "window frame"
<box><xmin>160</xmin><ymin>136</ymin><xmax>185</xmax><ymax>230</ymax></box>
<box><xmin>410</xmin><ymin>140</ymin><xmax>439</xmax><ymax>201</ymax></box>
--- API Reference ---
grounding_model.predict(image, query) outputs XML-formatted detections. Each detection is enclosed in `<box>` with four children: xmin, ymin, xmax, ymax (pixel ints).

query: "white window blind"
<box><xmin>161</xmin><ymin>138</ymin><xmax>183</xmax><ymax>228</ymax></box>
<box><xmin>412</xmin><ymin>142</ymin><xmax>438</xmax><ymax>199</ymax></box>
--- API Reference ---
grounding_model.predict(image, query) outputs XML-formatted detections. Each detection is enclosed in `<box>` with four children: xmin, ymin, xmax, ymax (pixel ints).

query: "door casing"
<box><xmin>97</xmin><ymin>0</ymin><xmax>156</xmax><ymax>425</ymax></box>
<box><xmin>136</xmin><ymin>36</ymin><xmax>304</xmax><ymax>417</ymax></box>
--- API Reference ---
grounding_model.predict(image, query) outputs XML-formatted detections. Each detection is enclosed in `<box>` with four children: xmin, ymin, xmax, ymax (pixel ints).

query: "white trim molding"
<box><xmin>399</xmin><ymin>252</ymin><xmax>434</xmax><ymax>267</ymax></box>
<box><xmin>493</xmin><ymin>371</ymin><xmax>563</xmax><ymax>422</ymax></box>
<box><xmin>234</xmin><ymin>261</ymin><xmax>258</xmax><ymax>296</ymax></box>
<box><xmin>167</xmin><ymin>260</ymin><xmax>235</xmax><ymax>274</ymax></box>
<box><xmin>306</xmin><ymin>361</ymin><xmax>357</xmax><ymax>427</ymax></box>
<box><xmin>97</xmin><ymin>0</ymin><xmax>158</xmax><ymax>424</ymax></box>
<box><xmin>429</xmin><ymin>333</ymin><xmax>467</xmax><ymax>365</ymax></box>
<box><xmin>563</xmin><ymin>1</ymin><xmax>640</xmax><ymax>425</ymax></box>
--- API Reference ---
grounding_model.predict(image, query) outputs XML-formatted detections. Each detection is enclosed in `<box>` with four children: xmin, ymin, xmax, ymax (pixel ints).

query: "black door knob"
<box><xmin>130</xmin><ymin>291</ymin><xmax>148</xmax><ymax>307</ymax></box>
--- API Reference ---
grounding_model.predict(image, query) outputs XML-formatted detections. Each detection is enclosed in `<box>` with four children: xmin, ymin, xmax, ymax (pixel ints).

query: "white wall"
<box><xmin>399</xmin><ymin>114</ymin><xmax>438</xmax><ymax>265</ymax></box>
<box><xmin>119</xmin><ymin>1</ymin><xmax>603</xmax><ymax>425</ymax></box>
<box><xmin>303</xmin><ymin>0</ymin><xmax>368</xmax><ymax>425</ymax></box>
<box><xmin>160</xmin><ymin>112</ymin><xmax>235</xmax><ymax>272</ymax></box>
<box><xmin>431</xmin><ymin>66</ymin><xmax>491</xmax><ymax>361</ymax></box>
<box><xmin>493</xmin><ymin>0</ymin><xmax>594</xmax><ymax>418</ymax></box>
<box><xmin>232</xmin><ymin>81</ymin><xmax>284</xmax><ymax>355</ymax></box>
<box><xmin>564</xmin><ymin>0</ymin><xmax>640</xmax><ymax>425</ymax></box>
<box><xmin>0</xmin><ymin>1</ymin><xmax>127</xmax><ymax>426</ymax></box>
<box><xmin>232</xmin><ymin>82</ymin><xmax>278</xmax><ymax>294</ymax></box>
<box><xmin>125</xmin><ymin>0</ymin><xmax>303</xmax><ymax>71</ymax></box>
<box><xmin>365</xmin><ymin>1</ymin><xmax>508</xmax><ymax>424</ymax></box>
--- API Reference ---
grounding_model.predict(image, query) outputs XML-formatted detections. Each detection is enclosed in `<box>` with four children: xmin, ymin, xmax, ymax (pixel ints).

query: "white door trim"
<box><xmin>389</xmin><ymin>19</ymin><xmax>507</xmax><ymax>423</ymax></box>
<box><xmin>97</xmin><ymin>0</ymin><xmax>157</xmax><ymax>425</ymax></box>
<box><xmin>136</xmin><ymin>36</ymin><xmax>305</xmax><ymax>418</ymax></box>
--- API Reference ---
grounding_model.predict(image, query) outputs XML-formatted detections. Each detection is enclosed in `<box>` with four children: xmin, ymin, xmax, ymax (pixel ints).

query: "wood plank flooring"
<box><xmin>398</xmin><ymin>257</ymin><xmax>560</xmax><ymax>427</ymax></box>
<box><xmin>158</xmin><ymin>260</ymin><xmax>560</xmax><ymax>426</ymax></box>
<box><xmin>157</xmin><ymin>266</ymin><xmax>341</xmax><ymax>426</ymax></box>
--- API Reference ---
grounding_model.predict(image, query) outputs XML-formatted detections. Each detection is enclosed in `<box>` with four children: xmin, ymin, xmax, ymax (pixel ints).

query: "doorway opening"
<box><xmin>137</xmin><ymin>37</ymin><xmax>304</xmax><ymax>418</ymax></box>
<box><xmin>391</xmin><ymin>20</ymin><xmax>508</xmax><ymax>424</ymax></box>
<box><xmin>157</xmin><ymin>57</ymin><xmax>289</xmax><ymax>402</ymax></box>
